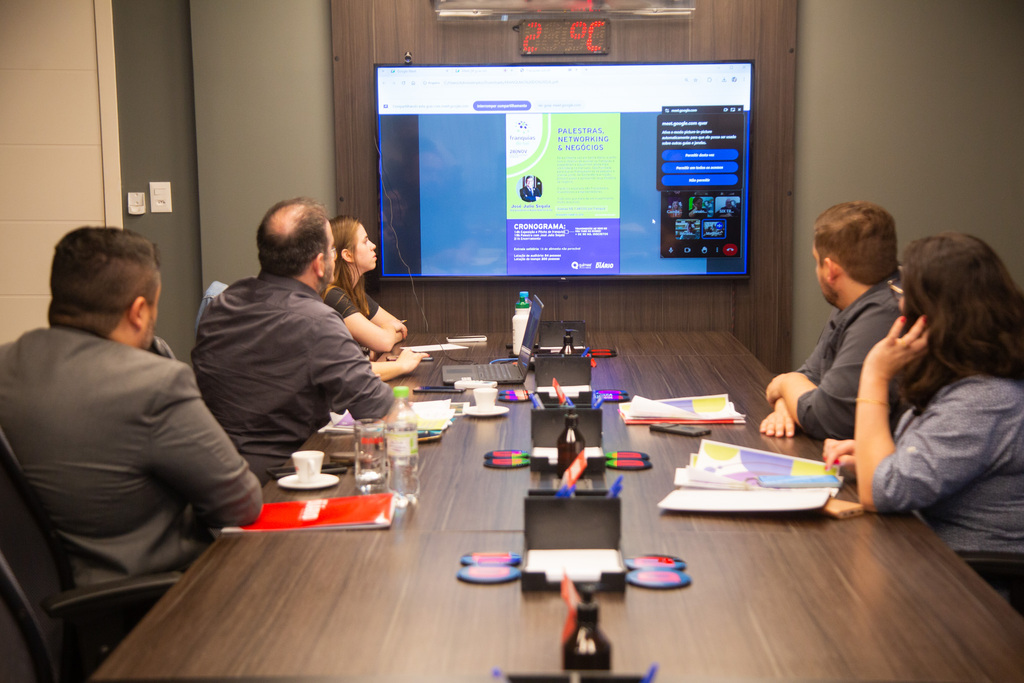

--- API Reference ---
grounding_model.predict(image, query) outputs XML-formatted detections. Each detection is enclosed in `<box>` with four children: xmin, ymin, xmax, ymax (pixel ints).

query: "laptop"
<box><xmin>441</xmin><ymin>294</ymin><xmax>544</xmax><ymax>385</ymax></box>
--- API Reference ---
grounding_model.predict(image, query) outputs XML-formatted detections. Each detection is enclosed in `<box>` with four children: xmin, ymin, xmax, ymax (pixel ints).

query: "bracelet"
<box><xmin>856</xmin><ymin>397</ymin><xmax>889</xmax><ymax>407</ymax></box>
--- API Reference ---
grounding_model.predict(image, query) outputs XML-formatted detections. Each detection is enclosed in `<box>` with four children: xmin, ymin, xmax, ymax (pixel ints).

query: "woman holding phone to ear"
<box><xmin>824</xmin><ymin>233</ymin><xmax>1024</xmax><ymax>554</ymax></box>
<box><xmin>324</xmin><ymin>216</ymin><xmax>424</xmax><ymax>380</ymax></box>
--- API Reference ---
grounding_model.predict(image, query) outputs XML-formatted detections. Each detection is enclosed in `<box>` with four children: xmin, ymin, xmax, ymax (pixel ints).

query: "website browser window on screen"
<box><xmin>376</xmin><ymin>62</ymin><xmax>752</xmax><ymax>279</ymax></box>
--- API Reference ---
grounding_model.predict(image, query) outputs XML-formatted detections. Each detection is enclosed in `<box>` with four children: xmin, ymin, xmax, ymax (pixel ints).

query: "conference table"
<box><xmin>93</xmin><ymin>332</ymin><xmax>1024</xmax><ymax>681</ymax></box>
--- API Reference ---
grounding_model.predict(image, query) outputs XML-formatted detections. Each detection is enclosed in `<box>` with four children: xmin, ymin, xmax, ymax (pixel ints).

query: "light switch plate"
<box><xmin>150</xmin><ymin>181</ymin><xmax>172</xmax><ymax>213</ymax></box>
<box><xmin>127</xmin><ymin>192</ymin><xmax>146</xmax><ymax>215</ymax></box>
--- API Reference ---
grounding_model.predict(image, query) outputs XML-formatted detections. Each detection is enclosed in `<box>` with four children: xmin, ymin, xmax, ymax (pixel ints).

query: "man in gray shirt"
<box><xmin>0</xmin><ymin>228</ymin><xmax>262</xmax><ymax>586</ymax></box>
<box><xmin>760</xmin><ymin>201</ymin><xmax>901</xmax><ymax>440</ymax></box>
<box><xmin>193</xmin><ymin>198</ymin><xmax>394</xmax><ymax>482</ymax></box>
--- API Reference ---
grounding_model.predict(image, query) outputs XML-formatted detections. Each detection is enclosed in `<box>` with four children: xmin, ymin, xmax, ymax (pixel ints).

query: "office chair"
<box><xmin>0</xmin><ymin>425</ymin><xmax>180</xmax><ymax>682</ymax></box>
<box><xmin>1</xmin><ymin>548</ymin><xmax>55</xmax><ymax>683</ymax></box>
<box><xmin>195</xmin><ymin>280</ymin><xmax>228</xmax><ymax>334</ymax></box>
<box><xmin>958</xmin><ymin>550</ymin><xmax>1024</xmax><ymax>616</ymax></box>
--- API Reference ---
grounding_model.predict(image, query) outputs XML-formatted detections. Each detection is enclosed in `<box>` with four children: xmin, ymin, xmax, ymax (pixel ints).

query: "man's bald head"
<box><xmin>256</xmin><ymin>198</ymin><xmax>330</xmax><ymax>277</ymax></box>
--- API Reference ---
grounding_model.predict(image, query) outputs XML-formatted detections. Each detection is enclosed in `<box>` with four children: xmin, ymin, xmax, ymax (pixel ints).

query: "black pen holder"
<box><xmin>535</xmin><ymin>354</ymin><xmax>592</xmax><ymax>386</ymax></box>
<box><xmin>536</xmin><ymin>391</ymin><xmax>594</xmax><ymax>409</ymax></box>
<box><xmin>529</xmin><ymin>407</ymin><xmax>604</xmax><ymax>474</ymax></box>
<box><xmin>538</xmin><ymin>320</ymin><xmax>587</xmax><ymax>348</ymax></box>
<box><xmin>521</xmin><ymin>496</ymin><xmax>624</xmax><ymax>592</ymax></box>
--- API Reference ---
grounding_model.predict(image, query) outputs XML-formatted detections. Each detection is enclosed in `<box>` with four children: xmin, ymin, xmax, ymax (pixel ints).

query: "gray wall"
<box><xmin>114</xmin><ymin>0</ymin><xmax>1024</xmax><ymax>363</ymax></box>
<box><xmin>113</xmin><ymin>0</ymin><xmax>202</xmax><ymax>360</ymax></box>
<box><xmin>793</xmin><ymin>0</ymin><xmax>1024</xmax><ymax>365</ymax></box>
<box><xmin>190</xmin><ymin>0</ymin><xmax>337</xmax><ymax>292</ymax></box>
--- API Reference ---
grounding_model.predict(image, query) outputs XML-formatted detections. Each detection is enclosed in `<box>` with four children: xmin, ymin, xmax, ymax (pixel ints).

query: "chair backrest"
<box><xmin>0</xmin><ymin>425</ymin><xmax>69</xmax><ymax>682</ymax></box>
<box><xmin>195</xmin><ymin>280</ymin><xmax>228</xmax><ymax>335</ymax></box>
<box><xmin>0</xmin><ymin>549</ymin><xmax>55</xmax><ymax>683</ymax></box>
<box><xmin>958</xmin><ymin>550</ymin><xmax>1024</xmax><ymax>615</ymax></box>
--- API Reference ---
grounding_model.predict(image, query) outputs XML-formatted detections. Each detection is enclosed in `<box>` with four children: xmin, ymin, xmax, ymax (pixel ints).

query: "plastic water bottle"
<box><xmin>385</xmin><ymin>386</ymin><xmax>419</xmax><ymax>507</ymax></box>
<box><xmin>512</xmin><ymin>291</ymin><xmax>530</xmax><ymax>354</ymax></box>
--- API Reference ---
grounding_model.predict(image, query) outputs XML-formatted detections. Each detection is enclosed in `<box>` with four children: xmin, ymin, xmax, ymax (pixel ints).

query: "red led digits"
<box><xmin>587</xmin><ymin>20</ymin><xmax>606</xmax><ymax>53</ymax></box>
<box><xmin>518</xmin><ymin>19</ymin><xmax>609</xmax><ymax>56</ymax></box>
<box><xmin>522</xmin><ymin>21</ymin><xmax>542</xmax><ymax>55</ymax></box>
<box><xmin>570</xmin><ymin>20</ymin><xmax>606</xmax><ymax>53</ymax></box>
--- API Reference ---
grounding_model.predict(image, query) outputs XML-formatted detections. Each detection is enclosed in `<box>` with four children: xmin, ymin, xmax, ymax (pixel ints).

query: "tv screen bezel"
<box><xmin>373</xmin><ymin>59</ymin><xmax>754</xmax><ymax>282</ymax></box>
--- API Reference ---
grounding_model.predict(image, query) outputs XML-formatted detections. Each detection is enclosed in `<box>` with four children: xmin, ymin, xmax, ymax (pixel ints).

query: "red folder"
<box><xmin>229</xmin><ymin>493</ymin><xmax>395</xmax><ymax>532</ymax></box>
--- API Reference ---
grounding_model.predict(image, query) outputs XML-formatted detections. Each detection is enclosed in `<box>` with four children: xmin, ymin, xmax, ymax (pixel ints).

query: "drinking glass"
<box><xmin>354</xmin><ymin>419</ymin><xmax>387</xmax><ymax>494</ymax></box>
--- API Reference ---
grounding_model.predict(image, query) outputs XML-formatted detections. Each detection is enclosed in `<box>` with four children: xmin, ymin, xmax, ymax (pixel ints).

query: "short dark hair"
<box><xmin>48</xmin><ymin>227</ymin><xmax>160</xmax><ymax>336</ymax></box>
<box><xmin>813</xmin><ymin>201</ymin><xmax>898</xmax><ymax>285</ymax></box>
<box><xmin>900</xmin><ymin>233</ymin><xmax>1024</xmax><ymax>409</ymax></box>
<box><xmin>256</xmin><ymin>198</ymin><xmax>329</xmax><ymax>277</ymax></box>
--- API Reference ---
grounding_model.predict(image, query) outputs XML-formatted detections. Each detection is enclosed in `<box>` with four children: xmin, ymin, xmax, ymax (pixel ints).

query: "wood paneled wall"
<box><xmin>331</xmin><ymin>0</ymin><xmax>796</xmax><ymax>371</ymax></box>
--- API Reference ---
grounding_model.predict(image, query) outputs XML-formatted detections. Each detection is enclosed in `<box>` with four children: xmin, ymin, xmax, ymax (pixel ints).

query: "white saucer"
<box><xmin>464</xmin><ymin>405</ymin><xmax>509</xmax><ymax>417</ymax></box>
<box><xmin>277</xmin><ymin>473</ymin><xmax>340</xmax><ymax>490</ymax></box>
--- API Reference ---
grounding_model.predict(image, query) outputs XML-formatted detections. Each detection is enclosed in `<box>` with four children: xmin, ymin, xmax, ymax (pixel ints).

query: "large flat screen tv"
<box><xmin>374</xmin><ymin>61</ymin><xmax>753</xmax><ymax>279</ymax></box>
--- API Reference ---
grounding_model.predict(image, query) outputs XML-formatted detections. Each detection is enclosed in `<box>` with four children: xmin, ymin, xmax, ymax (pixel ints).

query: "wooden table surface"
<box><xmin>93</xmin><ymin>332</ymin><xmax>1024</xmax><ymax>681</ymax></box>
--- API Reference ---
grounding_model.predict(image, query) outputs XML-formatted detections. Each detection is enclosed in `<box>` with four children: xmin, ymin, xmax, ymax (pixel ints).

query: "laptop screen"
<box><xmin>516</xmin><ymin>294</ymin><xmax>544</xmax><ymax>371</ymax></box>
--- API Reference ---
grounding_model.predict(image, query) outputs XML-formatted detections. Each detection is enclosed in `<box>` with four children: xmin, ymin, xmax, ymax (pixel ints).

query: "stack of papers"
<box><xmin>533</xmin><ymin>446</ymin><xmax>604</xmax><ymax>465</ymax></box>
<box><xmin>402</xmin><ymin>343</ymin><xmax>468</xmax><ymax>352</ymax></box>
<box><xmin>319</xmin><ymin>410</ymin><xmax>356</xmax><ymax>434</ymax></box>
<box><xmin>318</xmin><ymin>400</ymin><xmax>458</xmax><ymax>435</ymax></box>
<box><xmin>410</xmin><ymin>399</ymin><xmax>458</xmax><ymax>432</ymax></box>
<box><xmin>524</xmin><ymin>549</ymin><xmax>625</xmax><ymax>583</ymax></box>
<box><xmin>618</xmin><ymin>394</ymin><xmax>745</xmax><ymax>424</ymax></box>
<box><xmin>658</xmin><ymin>440</ymin><xmax>839</xmax><ymax>512</ymax></box>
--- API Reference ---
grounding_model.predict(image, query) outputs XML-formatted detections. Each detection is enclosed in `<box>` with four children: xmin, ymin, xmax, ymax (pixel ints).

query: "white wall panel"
<box><xmin>0</xmin><ymin>71</ymin><xmax>102</xmax><ymax>145</ymax></box>
<box><xmin>0</xmin><ymin>223</ymin><xmax>80</xmax><ymax>296</ymax></box>
<box><xmin>0</xmin><ymin>0</ymin><xmax>114</xmax><ymax>342</ymax></box>
<box><xmin>0</xmin><ymin>0</ymin><xmax>97</xmax><ymax>69</ymax></box>
<box><xmin>0</xmin><ymin>298</ymin><xmax>50</xmax><ymax>345</ymax></box>
<box><xmin>0</xmin><ymin>147</ymin><xmax>104</xmax><ymax>221</ymax></box>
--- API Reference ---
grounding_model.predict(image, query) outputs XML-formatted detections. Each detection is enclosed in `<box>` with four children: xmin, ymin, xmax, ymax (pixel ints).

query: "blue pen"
<box><xmin>563</xmin><ymin>395</ymin><xmax>574</xmax><ymax>407</ymax></box>
<box><xmin>591</xmin><ymin>396</ymin><xmax>604</xmax><ymax>410</ymax></box>
<box><xmin>530</xmin><ymin>392</ymin><xmax>543</xmax><ymax>409</ymax></box>
<box><xmin>606</xmin><ymin>474</ymin><xmax>624</xmax><ymax>498</ymax></box>
<box><xmin>555</xmin><ymin>483</ymin><xmax>575</xmax><ymax>498</ymax></box>
<box><xmin>639</xmin><ymin>663</ymin><xmax>659</xmax><ymax>683</ymax></box>
<box><xmin>581</xmin><ymin>346</ymin><xmax>591</xmax><ymax>357</ymax></box>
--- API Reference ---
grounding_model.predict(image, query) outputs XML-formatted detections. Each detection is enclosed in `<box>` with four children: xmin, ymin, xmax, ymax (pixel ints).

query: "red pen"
<box><xmin>552</xmin><ymin>377</ymin><xmax>567</xmax><ymax>406</ymax></box>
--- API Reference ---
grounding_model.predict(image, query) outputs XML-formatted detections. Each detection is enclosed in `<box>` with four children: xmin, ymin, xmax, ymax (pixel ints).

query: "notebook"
<box><xmin>441</xmin><ymin>294</ymin><xmax>544</xmax><ymax>384</ymax></box>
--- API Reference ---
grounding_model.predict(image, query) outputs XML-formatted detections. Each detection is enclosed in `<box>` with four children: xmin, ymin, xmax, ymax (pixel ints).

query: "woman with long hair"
<box><xmin>825</xmin><ymin>232</ymin><xmax>1024</xmax><ymax>553</ymax></box>
<box><xmin>324</xmin><ymin>216</ymin><xmax>423</xmax><ymax>380</ymax></box>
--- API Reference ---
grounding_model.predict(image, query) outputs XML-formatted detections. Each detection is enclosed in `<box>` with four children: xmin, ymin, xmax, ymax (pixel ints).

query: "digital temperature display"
<box><xmin>518</xmin><ymin>19</ymin><xmax>610</xmax><ymax>56</ymax></box>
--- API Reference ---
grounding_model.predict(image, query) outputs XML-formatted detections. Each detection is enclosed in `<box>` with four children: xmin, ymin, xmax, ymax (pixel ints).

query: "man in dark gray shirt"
<box><xmin>760</xmin><ymin>201</ymin><xmax>901</xmax><ymax>440</ymax></box>
<box><xmin>193</xmin><ymin>198</ymin><xmax>394</xmax><ymax>482</ymax></box>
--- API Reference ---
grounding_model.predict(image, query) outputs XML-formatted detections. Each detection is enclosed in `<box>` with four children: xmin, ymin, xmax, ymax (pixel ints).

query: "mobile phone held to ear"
<box><xmin>649</xmin><ymin>424</ymin><xmax>711</xmax><ymax>437</ymax></box>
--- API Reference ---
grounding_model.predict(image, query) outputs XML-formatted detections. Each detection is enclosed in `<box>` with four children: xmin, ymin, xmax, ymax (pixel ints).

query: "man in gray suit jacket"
<box><xmin>0</xmin><ymin>228</ymin><xmax>262</xmax><ymax>586</ymax></box>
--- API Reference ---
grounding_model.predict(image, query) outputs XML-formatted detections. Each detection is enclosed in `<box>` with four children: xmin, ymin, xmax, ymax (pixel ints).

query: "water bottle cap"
<box><xmin>519</xmin><ymin>291</ymin><xmax>528</xmax><ymax>297</ymax></box>
<box><xmin>393</xmin><ymin>386</ymin><xmax>410</xmax><ymax>399</ymax></box>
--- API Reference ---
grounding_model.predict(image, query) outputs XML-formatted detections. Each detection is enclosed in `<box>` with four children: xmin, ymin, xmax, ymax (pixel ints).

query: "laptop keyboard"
<box><xmin>474</xmin><ymin>362</ymin><xmax>520</xmax><ymax>381</ymax></box>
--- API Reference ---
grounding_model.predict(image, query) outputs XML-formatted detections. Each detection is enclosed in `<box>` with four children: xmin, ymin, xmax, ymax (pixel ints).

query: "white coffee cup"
<box><xmin>473</xmin><ymin>386</ymin><xmax>498</xmax><ymax>411</ymax></box>
<box><xmin>292</xmin><ymin>450</ymin><xmax>324</xmax><ymax>483</ymax></box>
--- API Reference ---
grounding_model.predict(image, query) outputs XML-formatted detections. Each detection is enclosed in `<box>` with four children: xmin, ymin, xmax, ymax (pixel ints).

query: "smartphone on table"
<box><xmin>649</xmin><ymin>424</ymin><xmax>711</xmax><ymax>437</ymax></box>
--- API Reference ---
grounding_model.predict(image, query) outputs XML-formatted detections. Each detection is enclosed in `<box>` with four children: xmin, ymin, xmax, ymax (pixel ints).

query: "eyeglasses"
<box><xmin>887</xmin><ymin>279</ymin><xmax>903</xmax><ymax>304</ymax></box>
<box><xmin>327</xmin><ymin>247</ymin><xmax>337</xmax><ymax>260</ymax></box>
